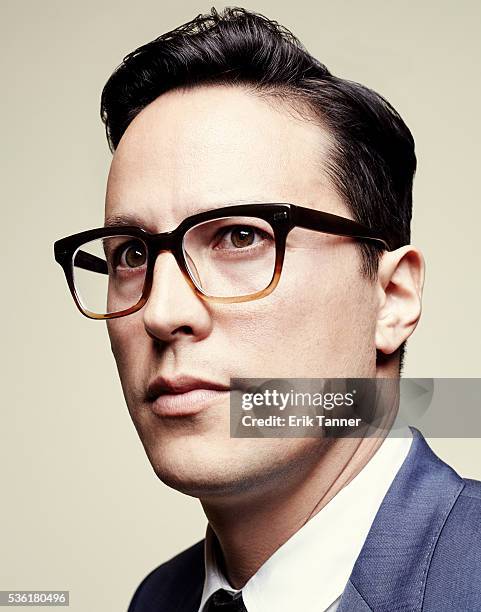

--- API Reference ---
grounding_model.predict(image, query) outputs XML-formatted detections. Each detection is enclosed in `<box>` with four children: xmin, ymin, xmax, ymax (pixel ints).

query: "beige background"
<box><xmin>2</xmin><ymin>1</ymin><xmax>480</xmax><ymax>610</ymax></box>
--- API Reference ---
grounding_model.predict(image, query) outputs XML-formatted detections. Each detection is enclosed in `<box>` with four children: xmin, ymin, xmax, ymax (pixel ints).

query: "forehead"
<box><xmin>105</xmin><ymin>84</ymin><xmax>340</xmax><ymax>230</ymax></box>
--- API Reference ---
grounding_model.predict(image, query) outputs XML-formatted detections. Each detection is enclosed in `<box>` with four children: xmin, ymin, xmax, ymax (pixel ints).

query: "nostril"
<box><xmin>173</xmin><ymin>325</ymin><xmax>194</xmax><ymax>336</ymax></box>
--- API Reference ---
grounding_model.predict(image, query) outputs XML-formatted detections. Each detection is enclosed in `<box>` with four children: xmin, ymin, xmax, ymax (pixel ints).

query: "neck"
<box><xmin>200</xmin><ymin>434</ymin><xmax>385</xmax><ymax>589</ymax></box>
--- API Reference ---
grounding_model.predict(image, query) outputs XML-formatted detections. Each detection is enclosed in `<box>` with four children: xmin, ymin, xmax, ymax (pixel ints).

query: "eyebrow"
<box><xmin>104</xmin><ymin>199</ymin><xmax>271</xmax><ymax>230</ymax></box>
<box><xmin>103</xmin><ymin>213</ymin><xmax>149</xmax><ymax>229</ymax></box>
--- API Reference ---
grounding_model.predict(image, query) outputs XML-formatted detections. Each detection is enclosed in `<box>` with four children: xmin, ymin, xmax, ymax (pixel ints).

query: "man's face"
<box><xmin>105</xmin><ymin>85</ymin><xmax>379</xmax><ymax>499</ymax></box>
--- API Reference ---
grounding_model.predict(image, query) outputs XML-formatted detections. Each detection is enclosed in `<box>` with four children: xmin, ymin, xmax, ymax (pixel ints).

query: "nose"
<box><xmin>142</xmin><ymin>251</ymin><xmax>212</xmax><ymax>343</ymax></box>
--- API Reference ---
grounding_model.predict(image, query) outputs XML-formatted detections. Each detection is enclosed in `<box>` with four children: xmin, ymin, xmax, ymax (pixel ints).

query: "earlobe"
<box><xmin>375</xmin><ymin>246</ymin><xmax>425</xmax><ymax>355</ymax></box>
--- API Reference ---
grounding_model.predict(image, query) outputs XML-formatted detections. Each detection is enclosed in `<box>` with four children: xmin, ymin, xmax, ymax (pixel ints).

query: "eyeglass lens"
<box><xmin>72</xmin><ymin>216</ymin><xmax>277</xmax><ymax>315</ymax></box>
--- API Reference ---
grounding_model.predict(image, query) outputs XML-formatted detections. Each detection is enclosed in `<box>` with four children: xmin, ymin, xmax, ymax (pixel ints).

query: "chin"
<box><xmin>149</xmin><ymin>459</ymin><xmax>249</xmax><ymax>499</ymax></box>
<box><xmin>143</xmin><ymin>440</ymin><xmax>233</xmax><ymax>497</ymax></box>
<box><xmin>145</xmin><ymin>438</ymin><xmax>317</xmax><ymax>502</ymax></box>
<box><xmin>142</xmin><ymin>438</ymin><xmax>253</xmax><ymax>499</ymax></box>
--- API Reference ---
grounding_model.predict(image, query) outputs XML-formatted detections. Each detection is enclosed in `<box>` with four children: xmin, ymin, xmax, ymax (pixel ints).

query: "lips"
<box><xmin>146</xmin><ymin>375</ymin><xmax>231</xmax><ymax>417</ymax></box>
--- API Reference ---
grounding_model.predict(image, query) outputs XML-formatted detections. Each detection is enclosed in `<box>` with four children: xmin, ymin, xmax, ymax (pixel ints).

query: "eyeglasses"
<box><xmin>53</xmin><ymin>203</ymin><xmax>390</xmax><ymax>320</ymax></box>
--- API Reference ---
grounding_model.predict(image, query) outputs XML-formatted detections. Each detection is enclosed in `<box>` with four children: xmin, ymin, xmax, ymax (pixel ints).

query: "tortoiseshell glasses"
<box><xmin>53</xmin><ymin>203</ymin><xmax>390</xmax><ymax>320</ymax></box>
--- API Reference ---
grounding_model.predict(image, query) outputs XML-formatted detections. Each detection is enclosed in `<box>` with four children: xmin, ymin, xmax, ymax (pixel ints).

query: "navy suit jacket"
<box><xmin>128</xmin><ymin>428</ymin><xmax>481</xmax><ymax>611</ymax></box>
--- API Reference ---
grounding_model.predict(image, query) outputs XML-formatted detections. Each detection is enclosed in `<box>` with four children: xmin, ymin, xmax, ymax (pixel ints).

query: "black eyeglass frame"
<box><xmin>54</xmin><ymin>203</ymin><xmax>391</xmax><ymax>320</ymax></box>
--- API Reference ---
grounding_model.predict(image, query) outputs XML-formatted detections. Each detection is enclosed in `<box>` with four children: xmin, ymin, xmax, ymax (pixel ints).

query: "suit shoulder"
<box><xmin>424</xmin><ymin>477</ymin><xmax>481</xmax><ymax>609</ymax></box>
<box><xmin>128</xmin><ymin>539</ymin><xmax>205</xmax><ymax>611</ymax></box>
<box><xmin>437</xmin><ymin>476</ymin><xmax>481</xmax><ymax>539</ymax></box>
<box><xmin>460</xmin><ymin>477</ymin><xmax>481</xmax><ymax>500</ymax></box>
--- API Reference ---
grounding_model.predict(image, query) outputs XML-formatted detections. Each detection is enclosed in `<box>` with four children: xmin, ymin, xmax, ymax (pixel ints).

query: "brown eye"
<box><xmin>119</xmin><ymin>242</ymin><xmax>147</xmax><ymax>268</ymax></box>
<box><xmin>230</xmin><ymin>227</ymin><xmax>255</xmax><ymax>248</ymax></box>
<box><xmin>210</xmin><ymin>224</ymin><xmax>273</xmax><ymax>252</ymax></box>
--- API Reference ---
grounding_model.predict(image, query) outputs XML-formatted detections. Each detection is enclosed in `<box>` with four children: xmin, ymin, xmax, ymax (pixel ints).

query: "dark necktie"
<box><xmin>205</xmin><ymin>588</ymin><xmax>247</xmax><ymax>611</ymax></box>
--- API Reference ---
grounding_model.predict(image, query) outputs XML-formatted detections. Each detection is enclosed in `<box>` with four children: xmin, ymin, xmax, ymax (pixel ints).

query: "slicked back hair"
<box><xmin>100</xmin><ymin>6</ymin><xmax>416</xmax><ymax>371</ymax></box>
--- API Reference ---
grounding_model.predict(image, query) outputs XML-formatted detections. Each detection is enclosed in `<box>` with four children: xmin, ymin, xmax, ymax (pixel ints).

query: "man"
<box><xmin>54</xmin><ymin>7</ymin><xmax>481</xmax><ymax>611</ymax></box>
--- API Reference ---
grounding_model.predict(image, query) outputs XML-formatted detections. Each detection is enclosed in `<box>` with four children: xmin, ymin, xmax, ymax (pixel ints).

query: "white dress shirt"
<box><xmin>198</xmin><ymin>425</ymin><xmax>413</xmax><ymax>612</ymax></box>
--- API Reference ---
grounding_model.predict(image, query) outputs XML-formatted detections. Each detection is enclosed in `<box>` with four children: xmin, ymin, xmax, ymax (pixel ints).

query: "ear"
<box><xmin>375</xmin><ymin>245</ymin><xmax>425</xmax><ymax>355</ymax></box>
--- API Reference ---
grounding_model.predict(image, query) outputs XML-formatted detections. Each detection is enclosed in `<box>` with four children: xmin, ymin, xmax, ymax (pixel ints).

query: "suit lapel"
<box><xmin>338</xmin><ymin>581</ymin><xmax>372</xmax><ymax>611</ymax></box>
<box><xmin>338</xmin><ymin>427</ymin><xmax>465</xmax><ymax>612</ymax></box>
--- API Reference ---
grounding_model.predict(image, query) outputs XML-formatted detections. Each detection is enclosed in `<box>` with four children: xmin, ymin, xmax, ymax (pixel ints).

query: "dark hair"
<box><xmin>100</xmin><ymin>6</ymin><xmax>416</xmax><ymax>370</ymax></box>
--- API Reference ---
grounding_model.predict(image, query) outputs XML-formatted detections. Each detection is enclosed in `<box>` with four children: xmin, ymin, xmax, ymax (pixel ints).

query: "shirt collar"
<box><xmin>199</xmin><ymin>425</ymin><xmax>413</xmax><ymax>612</ymax></box>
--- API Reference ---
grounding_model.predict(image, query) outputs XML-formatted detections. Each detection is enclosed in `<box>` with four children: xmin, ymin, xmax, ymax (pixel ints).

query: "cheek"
<box><xmin>215</xmin><ymin>246</ymin><xmax>377</xmax><ymax>376</ymax></box>
<box><xmin>285</xmin><ymin>243</ymin><xmax>376</xmax><ymax>321</ymax></box>
<box><xmin>106</xmin><ymin>316</ymin><xmax>145</xmax><ymax>385</ymax></box>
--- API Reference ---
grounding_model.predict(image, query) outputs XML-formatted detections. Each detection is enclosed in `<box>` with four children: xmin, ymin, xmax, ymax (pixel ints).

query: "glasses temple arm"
<box><xmin>73</xmin><ymin>250</ymin><xmax>109</xmax><ymax>274</ymax></box>
<box><xmin>292</xmin><ymin>205</ymin><xmax>390</xmax><ymax>250</ymax></box>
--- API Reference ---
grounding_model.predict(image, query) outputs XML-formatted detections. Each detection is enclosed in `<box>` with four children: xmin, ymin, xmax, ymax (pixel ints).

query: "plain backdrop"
<box><xmin>1</xmin><ymin>1</ymin><xmax>480</xmax><ymax>610</ymax></box>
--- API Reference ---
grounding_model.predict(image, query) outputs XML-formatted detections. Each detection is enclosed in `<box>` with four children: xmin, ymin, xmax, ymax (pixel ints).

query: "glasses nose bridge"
<box><xmin>147</xmin><ymin>229</ymin><xmax>189</xmax><ymax>284</ymax></box>
<box><xmin>149</xmin><ymin>229</ymin><xmax>178</xmax><ymax>258</ymax></box>
<box><xmin>145</xmin><ymin>228</ymin><xmax>198</xmax><ymax>300</ymax></box>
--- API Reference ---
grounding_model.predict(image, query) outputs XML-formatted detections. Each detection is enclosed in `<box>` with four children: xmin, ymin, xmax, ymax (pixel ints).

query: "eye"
<box><xmin>214</xmin><ymin>226</ymin><xmax>270</xmax><ymax>250</ymax></box>
<box><xmin>115</xmin><ymin>240</ymin><xmax>147</xmax><ymax>269</ymax></box>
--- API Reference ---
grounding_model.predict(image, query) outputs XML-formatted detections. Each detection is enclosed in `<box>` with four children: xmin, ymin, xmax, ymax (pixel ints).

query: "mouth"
<box><xmin>146</xmin><ymin>376</ymin><xmax>230</xmax><ymax>417</ymax></box>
